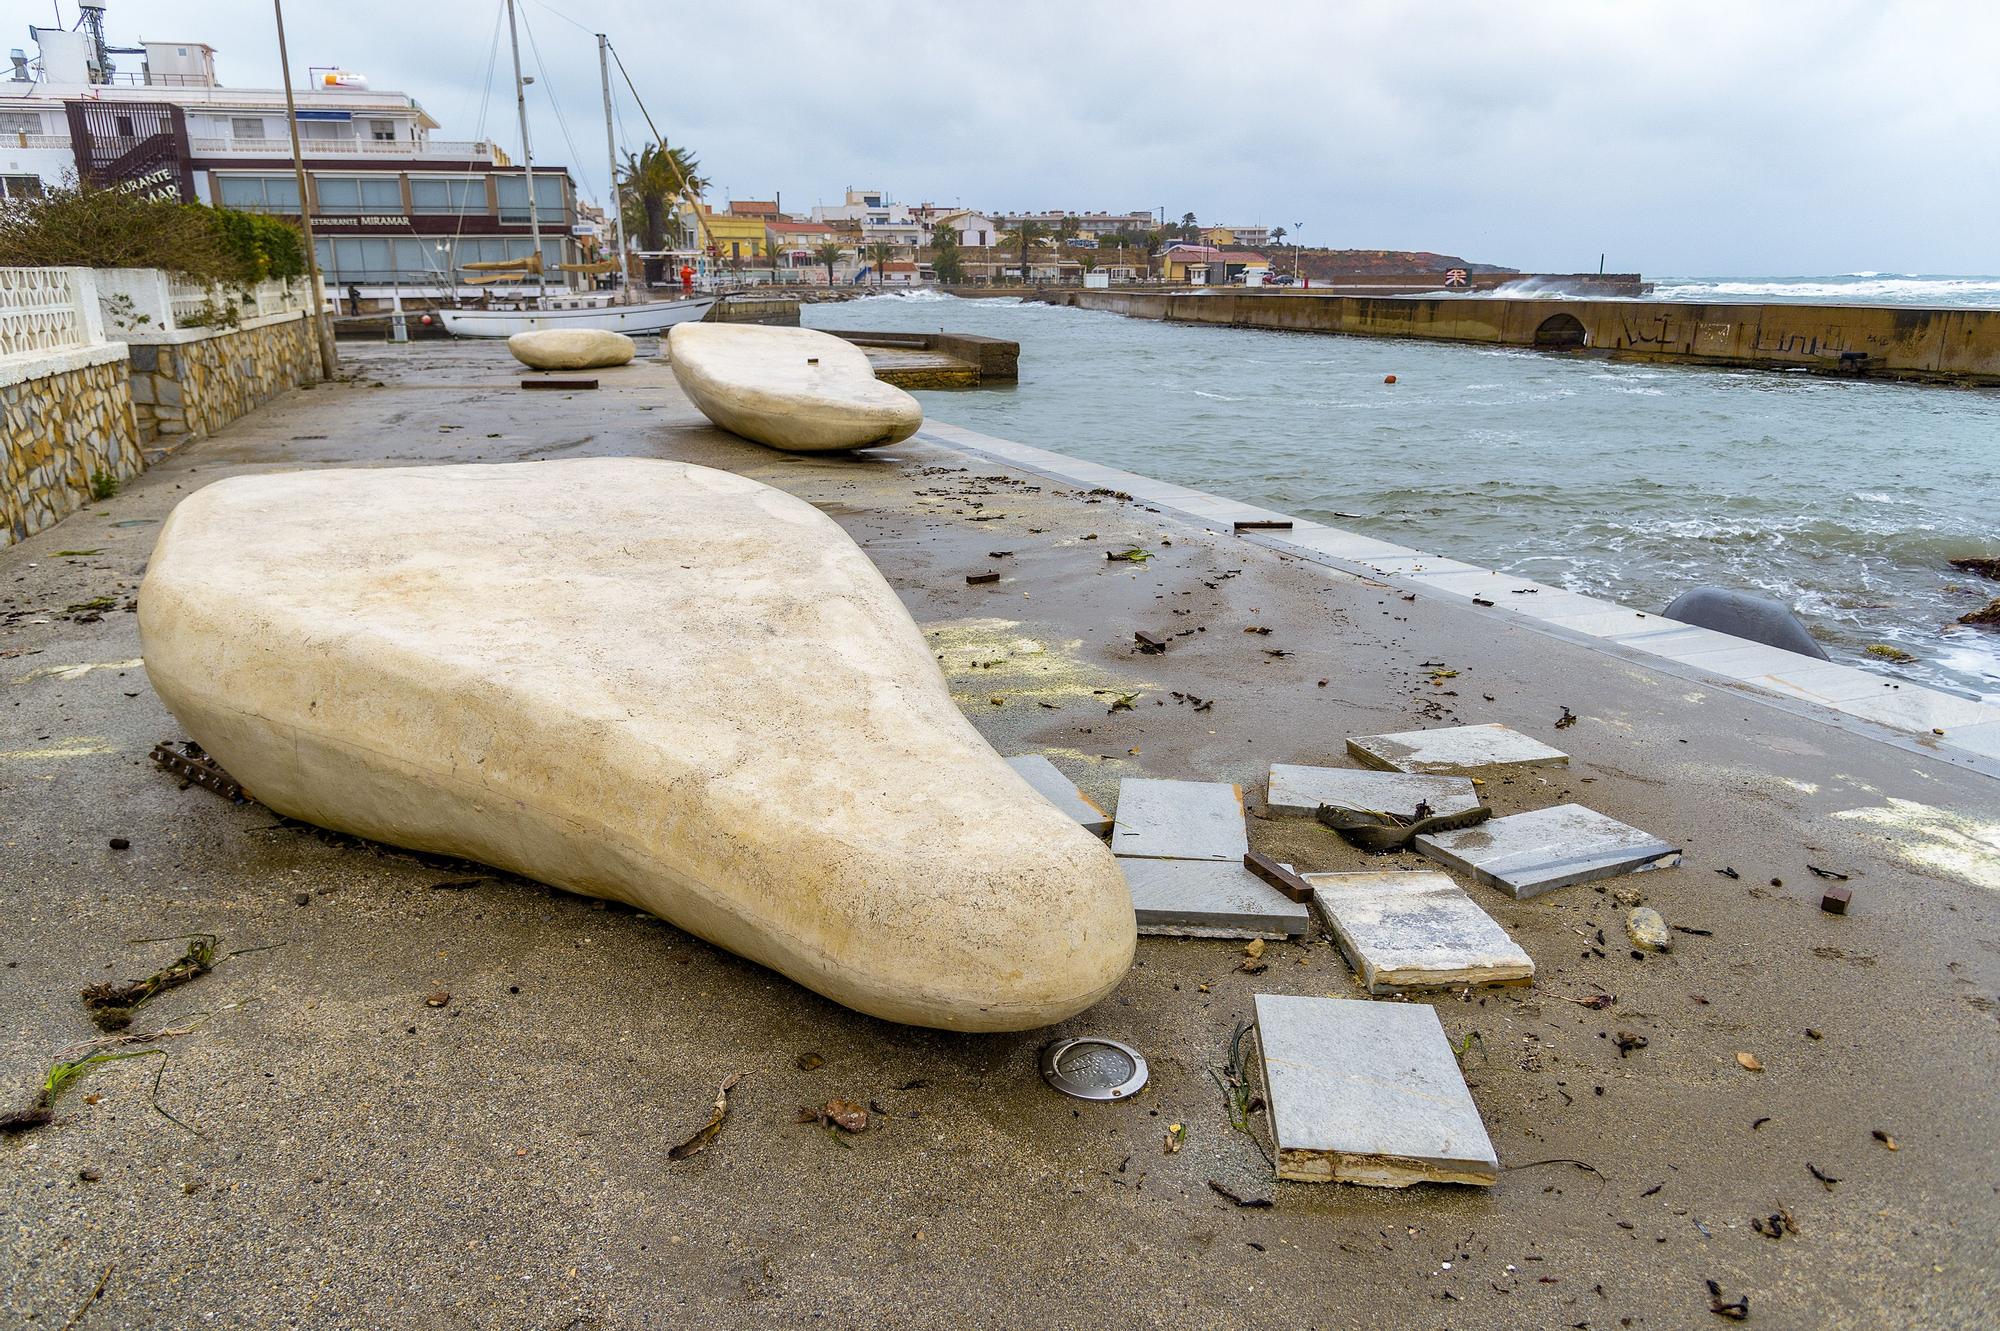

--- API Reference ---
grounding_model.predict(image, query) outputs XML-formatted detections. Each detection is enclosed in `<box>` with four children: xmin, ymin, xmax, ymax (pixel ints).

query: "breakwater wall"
<box><xmin>1053</xmin><ymin>289</ymin><xmax>2000</xmax><ymax>384</ymax></box>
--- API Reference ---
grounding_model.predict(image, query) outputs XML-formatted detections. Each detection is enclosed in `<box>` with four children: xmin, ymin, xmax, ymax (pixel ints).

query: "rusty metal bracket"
<box><xmin>149</xmin><ymin>740</ymin><xmax>244</xmax><ymax>802</ymax></box>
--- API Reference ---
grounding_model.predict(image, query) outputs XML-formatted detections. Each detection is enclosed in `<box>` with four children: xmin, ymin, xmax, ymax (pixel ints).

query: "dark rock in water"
<box><xmin>1663</xmin><ymin>587</ymin><xmax>1828</xmax><ymax>660</ymax></box>
<box><xmin>1958</xmin><ymin>597</ymin><xmax>2000</xmax><ymax>628</ymax></box>
<box><xmin>1949</xmin><ymin>557</ymin><xmax>2000</xmax><ymax>581</ymax></box>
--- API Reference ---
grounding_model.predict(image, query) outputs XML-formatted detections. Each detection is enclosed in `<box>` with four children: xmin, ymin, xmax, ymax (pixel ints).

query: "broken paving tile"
<box><xmin>1005</xmin><ymin>754</ymin><xmax>1113</xmax><ymax>837</ymax></box>
<box><xmin>1252</xmin><ymin>993</ymin><xmax>1497</xmax><ymax>1187</ymax></box>
<box><xmin>1110</xmin><ymin>778</ymin><xmax>1248</xmax><ymax>862</ymax></box>
<box><xmin>1119</xmin><ymin>858</ymin><xmax>1310</xmax><ymax>939</ymax></box>
<box><xmin>1264</xmin><ymin>764</ymin><xmax>1483</xmax><ymax>819</ymax></box>
<box><xmin>1415</xmin><ymin>803</ymin><xmax>1682</xmax><ymax>900</ymax></box>
<box><xmin>1301</xmin><ymin>870</ymin><xmax>1534</xmax><ymax>994</ymax></box>
<box><xmin>1345</xmin><ymin>722</ymin><xmax>1568</xmax><ymax>776</ymax></box>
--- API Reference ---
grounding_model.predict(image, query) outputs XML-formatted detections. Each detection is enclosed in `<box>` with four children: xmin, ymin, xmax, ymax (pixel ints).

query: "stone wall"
<box><xmin>128</xmin><ymin>314</ymin><xmax>323</xmax><ymax>443</ymax></box>
<box><xmin>1</xmin><ymin>350</ymin><xmax>144</xmax><ymax>545</ymax></box>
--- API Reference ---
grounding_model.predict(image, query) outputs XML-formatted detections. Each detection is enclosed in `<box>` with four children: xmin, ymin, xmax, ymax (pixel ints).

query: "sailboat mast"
<box><xmin>598</xmin><ymin>34</ymin><xmax>629</xmax><ymax>303</ymax></box>
<box><xmin>503</xmin><ymin>0</ymin><xmax>548</xmax><ymax>301</ymax></box>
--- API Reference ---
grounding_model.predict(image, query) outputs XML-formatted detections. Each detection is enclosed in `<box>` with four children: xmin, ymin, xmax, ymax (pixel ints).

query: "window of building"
<box><xmin>298</xmin><ymin>120</ymin><xmax>344</xmax><ymax>140</ymax></box>
<box><xmin>410</xmin><ymin>177</ymin><xmax>485</xmax><ymax>214</ymax></box>
<box><xmin>1</xmin><ymin>175</ymin><xmax>45</xmax><ymax>199</ymax></box>
<box><xmin>114</xmin><ymin>115</ymin><xmax>135</xmax><ymax>137</ymax></box>
<box><xmin>0</xmin><ymin>112</ymin><xmax>40</xmax><ymax>134</ymax></box>
<box><xmin>215</xmin><ymin>174</ymin><xmax>301</xmax><ymax>212</ymax></box>
<box><xmin>369</xmin><ymin>119</ymin><xmax>395</xmax><ymax>142</ymax></box>
<box><xmin>231</xmin><ymin>117</ymin><xmax>265</xmax><ymax>139</ymax></box>
<box><xmin>313</xmin><ymin>175</ymin><xmax>402</xmax><ymax>214</ymax></box>
<box><xmin>494</xmin><ymin>173</ymin><xmax>564</xmax><ymax>223</ymax></box>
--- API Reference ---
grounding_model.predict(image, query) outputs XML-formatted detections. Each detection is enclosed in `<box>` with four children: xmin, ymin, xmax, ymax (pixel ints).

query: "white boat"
<box><xmin>436</xmin><ymin>294</ymin><xmax>715</xmax><ymax>339</ymax></box>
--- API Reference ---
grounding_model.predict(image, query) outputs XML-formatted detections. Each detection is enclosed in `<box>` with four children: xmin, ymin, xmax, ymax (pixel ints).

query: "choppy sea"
<box><xmin>805</xmin><ymin>282</ymin><xmax>2000</xmax><ymax>700</ymax></box>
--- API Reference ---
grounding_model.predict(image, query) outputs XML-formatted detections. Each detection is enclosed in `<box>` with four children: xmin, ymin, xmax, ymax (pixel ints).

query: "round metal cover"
<box><xmin>1039</xmin><ymin>1037</ymin><xmax>1148</xmax><ymax>1101</ymax></box>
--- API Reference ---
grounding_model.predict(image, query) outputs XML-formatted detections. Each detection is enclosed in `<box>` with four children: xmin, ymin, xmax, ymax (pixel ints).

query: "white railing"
<box><xmin>0</xmin><ymin>266</ymin><xmax>107</xmax><ymax>359</ymax></box>
<box><xmin>96</xmin><ymin>267</ymin><xmax>315</xmax><ymax>338</ymax></box>
<box><xmin>187</xmin><ymin>136</ymin><xmax>497</xmax><ymax>161</ymax></box>
<box><xmin>5</xmin><ymin>134</ymin><xmax>72</xmax><ymax>150</ymax></box>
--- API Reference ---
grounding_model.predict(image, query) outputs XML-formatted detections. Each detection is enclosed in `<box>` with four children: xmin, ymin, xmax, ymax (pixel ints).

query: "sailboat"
<box><xmin>436</xmin><ymin>1</ymin><xmax>715</xmax><ymax>338</ymax></box>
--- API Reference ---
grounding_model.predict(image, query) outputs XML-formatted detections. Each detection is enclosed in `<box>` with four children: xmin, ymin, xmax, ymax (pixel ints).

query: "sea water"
<box><xmin>806</xmin><ymin>290</ymin><xmax>2000</xmax><ymax>700</ymax></box>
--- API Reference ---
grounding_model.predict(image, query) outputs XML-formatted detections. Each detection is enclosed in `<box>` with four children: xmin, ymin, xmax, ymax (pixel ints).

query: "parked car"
<box><xmin>1262</xmin><ymin>273</ymin><xmax>1297</xmax><ymax>287</ymax></box>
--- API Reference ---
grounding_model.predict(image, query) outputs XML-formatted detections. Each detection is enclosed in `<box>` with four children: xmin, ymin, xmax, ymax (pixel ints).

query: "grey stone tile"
<box><xmin>1120</xmin><ymin>858</ymin><xmax>1311</xmax><ymax>939</ymax></box>
<box><xmin>1346</xmin><ymin>723</ymin><xmax>1568</xmax><ymax>775</ymax></box>
<box><xmin>1005</xmin><ymin>754</ymin><xmax>1112</xmax><ymax>836</ymax></box>
<box><xmin>1302</xmin><ymin>870</ymin><xmax>1533</xmax><ymax>993</ymax></box>
<box><xmin>1253</xmin><ymin>993</ymin><xmax>1497</xmax><ymax>1187</ymax></box>
<box><xmin>1416</xmin><ymin>803</ymin><xmax>1682</xmax><ymax>899</ymax></box>
<box><xmin>1110</xmin><ymin>778</ymin><xmax>1247</xmax><ymax>861</ymax></box>
<box><xmin>1265</xmin><ymin>764</ymin><xmax>1483</xmax><ymax>819</ymax></box>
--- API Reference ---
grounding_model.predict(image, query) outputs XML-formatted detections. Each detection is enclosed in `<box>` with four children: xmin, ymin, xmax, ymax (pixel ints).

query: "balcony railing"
<box><xmin>0</xmin><ymin>266</ymin><xmax>106</xmax><ymax>360</ymax></box>
<box><xmin>4</xmin><ymin>134</ymin><xmax>73</xmax><ymax>150</ymax></box>
<box><xmin>188</xmin><ymin>137</ymin><xmax>497</xmax><ymax>161</ymax></box>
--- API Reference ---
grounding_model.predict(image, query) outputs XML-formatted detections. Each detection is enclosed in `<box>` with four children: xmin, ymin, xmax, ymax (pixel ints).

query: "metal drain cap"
<box><xmin>1039</xmin><ymin>1036</ymin><xmax>1148</xmax><ymax>1101</ymax></box>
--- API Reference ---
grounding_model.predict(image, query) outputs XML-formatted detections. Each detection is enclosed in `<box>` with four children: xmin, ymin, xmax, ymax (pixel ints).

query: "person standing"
<box><xmin>679</xmin><ymin>263</ymin><xmax>695</xmax><ymax>296</ymax></box>
<box><xmin>347</xmin><ymin>283</ymin><xmax>363</xmax><ymax>315</ymax></box>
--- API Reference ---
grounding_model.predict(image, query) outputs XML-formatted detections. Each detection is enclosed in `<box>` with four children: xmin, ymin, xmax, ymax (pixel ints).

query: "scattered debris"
<box><xmin>80</xmin><ymin>934</ymin><xmax>216</xmax><ymax>1032</ymax></box>
<box><xmin>1243</xmin><ymin>850</ymin><xmax>1316</xmax><ymax>904</ymax></box>
<box><xmin>1111</xmin><ymin>778</ymin><xmax>1248</xmax><ymax>862</ymax></box>
<box><xmin>108</xmin><ymin>837</ymin><xmax>129</xmax><ymax>851</ymax></box>
<box><xmin>1419</xmin><ymin>804</ymin><xmax>1680</xmax><ymax>899</ymax></box>
<box><xmin>1003</xmin><ymin>755</ymin><xmax>1113</xmax><ymax>836</ymax></box>
<box><xmin>1105</xmin><ymin>548</ymin><xmax>1151</xmax><ymax>562</ymax></box>
<box><xmin>519</xmin><ymin>377</ymin><xmax>598</xmax><ymax>391</ymax></box>
<box><xmin>1471</xmin><ymin>596</ymin><xmax>1495</xmax><ymax>607</ymax></box>
<box><xmin>149</xmin><ymin>741</ymin><xmax>244</xmax><ymax>801</ymax></box>
<box><xmin>1820</xmin><ymin>885</ymin><xmax>1853</xmax><ymax>915</ymax></box>
<box><xmin>1164</xmin><ymin>1123</ymin><xmax>1187</xmax><ymax>1154</ymax></box>
<box><xmin>1133</xmin><ymin>630</ymin><xmax>1168</xmax><ymax>653</ymax></box>
<box><xmin>1316</xmin><ymin>800</ymin><xmax>1492</xmax><ymax>854</ymax></box>
<box><xmin>1706</xmin><ymin>1278</ymin><xmax>1750</xmax><ymax>1320</ymax></box>
<box><xmin>1750</xmin><ymin>1206</ymin><xmax>1798</xmax><ymax>1239</ymax></box>
<box><xmin>1872</xmin><ymin>1129</ymin><xmax>1898</xmax><ymax>1151</ymax></box>
<box><xmin>1555</xmin><ymin>706</ymin><xmax>1578</xmax><ymax>729</ymax></box>
<box><xmin>1346</xmin><ymin>722</ymin><xmax>1567</xmax><ymax>776</ymax></box>
<box><xmin>965</xmin><ymin>571</ymin><xmax>1000</xmax><ymax>585</ymax></box>
<box><xmin>1806</xmin><ymin>864</ymin><xmax>1849</xmax><ymax>880</ymax></box>
<box><xmin>1614</xmin><ymin>1031</ymin><xmax>1649</xmax><ymax>1056</ymax></box>
<box><xmin>667</xmin><ymin>1073</ymin><xmax>743</xmax><ymax>1161</ymax></box>
<box><xmin>1233</xmin><ymin>518</ymin><xmax>1293</xmax><ymax>532</ymax></box>
<box><xmin>1238</xmin><ymin>939</ymin><xmax>1269</xmax><ymax>974</ymax></box>
<box><xmin>1625</xmin><ymin>907</ymin><xmax>1672</xmax><ymax>952</ymax></box>
<box><xmin>1716</xmin><ymin>867</ymin><xmax>1740</xmax><ymax>880</ymax></box>
<box><xmin>795</xmin><ymin>1052</ymin><xmax>824</xmax><ymax>1071</ymax></box>
<box><xmin>425</xmin><ymin>989</ymin><xmax>450</xmax><ymax>1008</ymax></box>
<box><xmin>1865</xmin><ymin>643</ymin><xmax>1916</xmax><ymax>663</ymax></box>
<box><xmin>1736</xmin><ymin>1051</ymin><xmax>1764</xmax><ymax>1072</ymax></box>
<box><xmin>1207</xmin><ymin>1178</ymin><xmax>1274</xmax><ymax>1207</ymax></box>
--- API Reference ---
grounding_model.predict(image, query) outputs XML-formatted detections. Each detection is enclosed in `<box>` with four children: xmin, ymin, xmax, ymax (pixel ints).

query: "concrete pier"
<box><xmin>821</xmin><ymin>330</ymin><xmax>1020</xmax><ymax>388</ymax></box>
<box><xmin>1055</xmin><ymin>288</ymin><xmax>2000</xmax><ymax>385</ymax></box>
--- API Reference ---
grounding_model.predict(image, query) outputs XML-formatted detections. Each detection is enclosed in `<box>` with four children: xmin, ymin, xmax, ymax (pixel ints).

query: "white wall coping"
<box><xmin>0</xmin><ymin>340</ymin><xmax>130</xmax><ymax>391</ymax></box>
<box><xmin>117</xmin><ymin>308</ymin><xmax>310</xmax><ymax>347</ymax></box>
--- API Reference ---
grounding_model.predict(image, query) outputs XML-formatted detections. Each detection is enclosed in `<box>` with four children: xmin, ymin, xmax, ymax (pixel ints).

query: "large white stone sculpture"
<box><xmin>138</xmin><ymin>460</ymin><xmax>1135</xmax><ymax>1031</ymax></box>
<box><xmin>668</xmin><ymin>323</ymin><xmax>922</xmax><ymax>452</ymax></box>
<box><xmin>507</xmin><ymin>328</ymin><xmax>636</xmax><ymax>370</ymax></box>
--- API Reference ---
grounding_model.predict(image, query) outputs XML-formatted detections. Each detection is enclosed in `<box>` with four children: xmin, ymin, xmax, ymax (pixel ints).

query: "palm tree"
<box><xmin>863</xmin><ymin>240</ymin><xmax>897</xmax><ymax>287</ymax></box>
<box><xmin>1270</xmin><ymin>225</ymin><xmax>1287</xmax><ymax>248</ymax></box>
<box><xmin>618</xmin><ymin>142</ymin><xmax>708</xmax><ymax>284</ymax></box>
<box><xmin>928</xmin><ymin>226</ymin><xmax>964</xmax><ymax>285</ymax></box>
<box><xmin>811</xmin><ymin>238</ymin><xmax>846</xmax><ymax>287</ymax></box>
<box><xmin>998</xmin><ymin>218</ymin><xmax>1050</xmax><ymax>285</ymax></box>
<box><xmin>1178</xmin><ymin>211</ymin><xmax>1198</xmax><ymax>242</ymax></box>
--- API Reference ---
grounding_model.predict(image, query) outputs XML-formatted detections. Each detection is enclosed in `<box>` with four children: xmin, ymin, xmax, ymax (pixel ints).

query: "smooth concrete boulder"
<box><xmin>507</xmin><ymin>327</ymin><xmax>636</xmax><ymax>371</ymax></box>
<box><xmin>138</xmin><ymin>459</ymin><xmax>1134</xmax><ymax>1031</ymax></box>
<box><xmin>668</xmin><ymin>323</ymin><xmax>921</xmax><ymax>452</ymax></box>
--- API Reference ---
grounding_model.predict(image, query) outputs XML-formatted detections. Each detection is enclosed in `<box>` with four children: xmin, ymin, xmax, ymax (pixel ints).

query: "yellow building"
<box><xmin>1198</xmin><ymin>226</ymin><xmax>1237</xmax><ymax>247</ymax></box>
<box><xmin>693</xmin><ymin>203</ymin><xmax>777</xmax><ymax>263</ymax></box>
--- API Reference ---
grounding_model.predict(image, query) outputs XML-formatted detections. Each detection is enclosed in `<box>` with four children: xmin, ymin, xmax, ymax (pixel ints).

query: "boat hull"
<box><xmin>437</xmin><ymin>296</ymin><xmax>716</xmax><ymax>338</ymax></box>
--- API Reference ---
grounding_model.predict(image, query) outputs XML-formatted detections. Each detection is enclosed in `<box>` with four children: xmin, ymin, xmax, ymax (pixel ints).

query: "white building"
<box><xmin>1220</xmin><ymin>224</ymin><xmax>1273</xmax><ymax>249</ymax></box>
<box><xmin>0</xmin><ymin>10</ymin><xmax>584</xmax><ymax>301</ymax></box>
<box><xmin>914</xmin><ymin>206</ymin><xmax>1000</xmax><ymax>249</ymax></box>
<box><xmin>808</xmin><ymin>188</ymin><xmax>922</xmax><ymax>247</ymax></box>
<box><xmin>995</xmin><ymin>210</ymin><xmax>1157</xmax><ymax>240</ymax></box>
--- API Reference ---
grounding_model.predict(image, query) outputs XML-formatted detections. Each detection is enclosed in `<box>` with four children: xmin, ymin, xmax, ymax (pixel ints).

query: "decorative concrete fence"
<box><xmin>95</xmin><ymin>269</ymin><xmax>328</xmax><ymax>441</ymax></box>
<box><xmin>0</xmin><ymin>266</ymin><xmax>143</xmax><ymax>547</ymax></box>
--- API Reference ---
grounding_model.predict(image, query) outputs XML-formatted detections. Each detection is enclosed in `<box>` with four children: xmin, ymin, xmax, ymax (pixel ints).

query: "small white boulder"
<box><xmin>508</xmin><ymin>328</ymin><xmax>636</xmax><ymax>371</ymax></box>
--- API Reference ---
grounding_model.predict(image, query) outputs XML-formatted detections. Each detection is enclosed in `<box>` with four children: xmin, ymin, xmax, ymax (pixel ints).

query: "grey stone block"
<box><xmin>1416</xmin><ymin>803</ymin><xmax>1681</xmax><ymax>899</ymax></box>
<box><xmin>1005</xmin><ymin>754</ymin><xmax>1111</xmax><ymax>836</ymax></box>
<box><xmin>1346</xmin><ymin>723</ymin><xmax>1568</xmax><ymax>775</ymax></box>
<box><xmin>1266</xmin><ymin>763</ymin><xmax>1482</xmax><ymax>818</ymax></box>
<box><xmin>1303</xmin><ymin>870</ymin><xmax>1533</xmax><ymax>993</ymax></box>
<box><xmin>1110</xmin><ymin>778</ymin><xmax>1247</xmax><ymax>862</ymax></box>
<box><xmin>1119</xmin><ymin>857</ymin><xmax>1310</xmax><ymax>938</ymax></box>
<box><xmin>1253</xmin><ymin>993</ymin><xmax>1497</xmax><ymax>1187</ymax></box>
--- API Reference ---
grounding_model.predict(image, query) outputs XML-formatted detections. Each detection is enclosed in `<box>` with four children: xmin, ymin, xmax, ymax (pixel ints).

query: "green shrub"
<box><xmin>0</xmin><ymin>179</ymin><xmax>306</xmax><ymax>283</ymax></box>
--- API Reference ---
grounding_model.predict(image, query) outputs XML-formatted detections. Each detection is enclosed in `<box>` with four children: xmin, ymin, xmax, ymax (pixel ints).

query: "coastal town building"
<box><xmin>1</xmin><ymin>17</ymin><xmax>584</xmax><ymax>302</ymax></box>
<box><xmin>809</xmin><ymin>188</ymin><xmax>922</xmax><ymax>248</ymax></box>
<box><xmin>1000</xmin><ymin>209</ymin><xmax>1157</xmax><ymax>240</ymax></box>
<box><xmin>1157</xmin><ymin>243</ymin><xmax>1269</xmax><ymax>284</ymax></box>
<box><xmin>692</xmin><ymin>202</ymin><xmax>778</xmax><ymax>265</ymax></box>
<box><xmin>910</xmin><ymin>205</ymin><xmax>999</xmax><ymax>249</ymax></box>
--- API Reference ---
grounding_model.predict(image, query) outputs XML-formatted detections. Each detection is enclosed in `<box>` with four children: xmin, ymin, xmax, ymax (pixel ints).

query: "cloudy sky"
<box><xmin>92</xmin><ymin>0</ymin><xmax>2000</xmax><ymax>275</ymax></box>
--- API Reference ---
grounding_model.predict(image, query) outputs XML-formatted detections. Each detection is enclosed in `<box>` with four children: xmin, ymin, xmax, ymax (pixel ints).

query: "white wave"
<box><xmin>1654</xmin><ymin>276</ymin><xmax>2000</xmax><ymax>306</ymax></box>
<box><xmin>847</xmin><ymin>288</ymin><xmax>956</xmax><ymax>303</ymax></box>
<box><xmin>1190</xmin><ymin>389</ymin><xmax>1244</xmax><ymax>401</ymax></box>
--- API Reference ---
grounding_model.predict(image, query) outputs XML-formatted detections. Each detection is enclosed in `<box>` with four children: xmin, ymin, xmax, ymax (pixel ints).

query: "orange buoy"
<box><xmin>1383</xmin><ymin>374</ymin><xmax>1397</xmax><ymax>384</ymax></box>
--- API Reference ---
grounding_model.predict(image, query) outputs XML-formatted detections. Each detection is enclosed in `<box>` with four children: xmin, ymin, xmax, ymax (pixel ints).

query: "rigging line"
<box><xmin>449</xmin><ymin>0</ymin><xmax>508</xmax><ymax>276</ymax></box>
<box><xmin>607</xmin><ymin>41</ymin><xmax>715</xmax><ymax>252</ymax></box>
<box><xmin>518</xmin><ymin>3</ymin><xmax>596</xmax><ymax>209</ymax></box>
<box><xmin>523</xmin><ymin>0</ymin><xmax>594</xmax><ymax>36</ymax></box>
